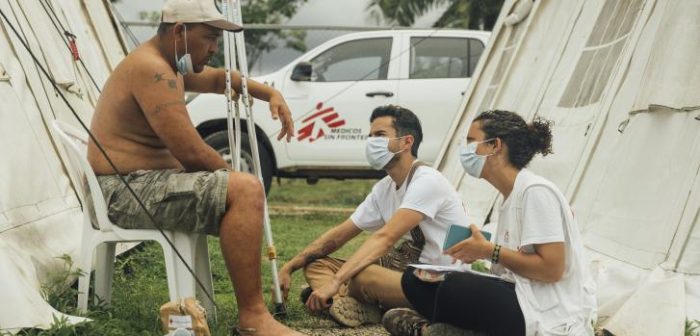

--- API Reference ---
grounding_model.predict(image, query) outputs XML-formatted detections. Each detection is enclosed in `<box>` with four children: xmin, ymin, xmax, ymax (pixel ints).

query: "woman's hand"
<box><xmin>444</xmin><ymin>224</ymin><xmax>494</xmax><ymax>264</ymax></box>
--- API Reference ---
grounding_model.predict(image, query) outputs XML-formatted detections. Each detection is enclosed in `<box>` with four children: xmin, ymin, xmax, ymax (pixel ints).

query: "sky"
<box><xmin>112</xmin><ymin>0</ymin><xmax>449</xmax><ymax>75</ymax></box>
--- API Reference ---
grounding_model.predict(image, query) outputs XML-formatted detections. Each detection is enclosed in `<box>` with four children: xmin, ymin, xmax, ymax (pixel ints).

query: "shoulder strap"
<box><xmin>405</xmin><ymin>161</ymin><xmax>429</xmax><ymax>187</ymax></box>
<box><xmin>404</xmin><ymin>161</ymin><xmax>430</xmax><ymax>246</ymax></box>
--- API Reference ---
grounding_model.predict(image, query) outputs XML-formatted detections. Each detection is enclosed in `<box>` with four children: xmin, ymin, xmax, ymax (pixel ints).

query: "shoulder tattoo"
<box><xmin>154</xmin><ymin>72</ymin><xmax>178</xmax><ymax>90</ymax></box>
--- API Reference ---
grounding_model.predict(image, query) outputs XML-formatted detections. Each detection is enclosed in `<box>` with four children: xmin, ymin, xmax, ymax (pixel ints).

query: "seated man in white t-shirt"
<box><xmin>277</xmin><ymin>105</ymin><xmax>468</xmax><ymax>327</ymax></box>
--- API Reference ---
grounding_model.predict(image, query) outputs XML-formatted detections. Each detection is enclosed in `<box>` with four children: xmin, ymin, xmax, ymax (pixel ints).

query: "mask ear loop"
<box><xmin>173</xmin><ymin>24</ymin><xmax>189</xmax><ymax>71</ymax></box>
<box><xmin>173</xmin><ymin>27</ymin><xmax>179</xmax><ymax>68</ymax></box>
<box><xmin>486</xmin><ymin>137</ymin><xmax>498</xmax><ymax>156</ymax></box>
<box><xmin>482</xmin><ymin>138</ymin><xmax>498</xmax><ymax>157</ymax></box>
<box><xmin>183</xmin><ymin>24</ymin><xmax>188</xmax><ymax>55</ymax></box>
<box><xmin>391</xmin><ymin>135</ymin><xmax>409</xmax><ymax>155</ymax></box>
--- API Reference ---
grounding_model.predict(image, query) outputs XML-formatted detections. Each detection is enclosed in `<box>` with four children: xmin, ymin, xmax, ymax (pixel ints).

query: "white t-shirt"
<box><xmin>350</xmin><ymin>165</ymin><xmax>468</xmax><ymax>266</ymax></box>
<box><xmin>492</xmin><ymin>169</ymin><xmax>596</xmax><ymax>336</ymax></box>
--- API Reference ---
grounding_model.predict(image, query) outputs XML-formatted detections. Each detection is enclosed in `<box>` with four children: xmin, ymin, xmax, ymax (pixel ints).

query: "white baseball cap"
<box><xmin>162</xmin><ymin>0</ymin><xmax>243</xmax><ymax>32</ymax></box>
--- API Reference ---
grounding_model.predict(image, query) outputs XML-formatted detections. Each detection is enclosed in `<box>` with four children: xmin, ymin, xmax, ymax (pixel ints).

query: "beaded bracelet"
<box><xmin>491</xmin><ymin>244</ymin><xmax>502</xmax><ymax>264</ymax></box>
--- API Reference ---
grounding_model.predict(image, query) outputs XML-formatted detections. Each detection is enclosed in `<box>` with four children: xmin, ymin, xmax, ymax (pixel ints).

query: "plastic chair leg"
<box><xmin>194</xmin><ymin>235</ymin><xmax>216</xmax><ymax>319</ymax></box>
<box><xmin>94</xmin><ymin>242</ymin><xmax>116</xmax><ymax>306</ymax></box>
<box><xmin>158</xmin><ymin>236</ymin><xmax>181</xmax><ymax>303</ymax></box>
<box><xmin>77</xmin><ymin>241</ymin><xmax>95</xmax><ymax>313</ymax></box>
<box><xmin>172</xmin><ymin>232</ymin><xmax>196</xmax><ymax>300</ymax></box>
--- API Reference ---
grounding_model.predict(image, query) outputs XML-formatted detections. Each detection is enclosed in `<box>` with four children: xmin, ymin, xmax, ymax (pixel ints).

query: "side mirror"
<box><xmin>290</xmin><ymin>62</ymin><xmax>312</xmax><ymax>81</ymax></box>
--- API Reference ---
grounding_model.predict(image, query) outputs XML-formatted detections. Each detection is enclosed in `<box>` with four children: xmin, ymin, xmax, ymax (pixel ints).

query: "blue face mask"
<box><xmin>174</xmin><ymin>25</ymin><xmax>193</xmax><ymax>76</ymax></box>
<box><xmin>459</xmin><ymin>138</ymin><xmax>495</xmax><ymax>178</ymax></box>
<box><xmin>365</xmin><ymin>136</ymin><xmax>406</xmax><ymax>170</ymax></box>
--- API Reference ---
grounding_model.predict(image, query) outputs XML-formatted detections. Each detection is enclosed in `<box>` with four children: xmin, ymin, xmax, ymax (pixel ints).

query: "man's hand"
<box><xmin>278</xmin><ymin>266</ymin><xmax>293</xmax><ymax>302</ymax></box>
<box><xmin>444</xmin><ymin>224</ymin><xmax>494</xmax><ymax>264</ymax></box>
<box><xmin>268</xmin><ymin>91</ymin><xmax>294</xmax><ymax>142</ymax></box>
<box><xmin>305</xmin><ymin>279</ymin><xmax>341</xmax><ymax>312</ymax></box>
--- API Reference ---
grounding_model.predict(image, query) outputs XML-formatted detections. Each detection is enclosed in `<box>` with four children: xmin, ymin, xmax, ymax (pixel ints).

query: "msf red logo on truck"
<box><xmin>297</xmin><ymin>102</ymin><xmax>346</xmax><ymax>142</ymax></box>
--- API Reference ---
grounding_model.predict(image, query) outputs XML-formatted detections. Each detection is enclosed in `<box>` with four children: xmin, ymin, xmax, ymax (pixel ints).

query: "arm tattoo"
<box><xmin>153</xmin><ymin>100</ymin><xmax>185</xmax><ymax>115</ymax></box>
<box><xmin>302</xmin><ymin>240</ymin><xmax>338</xmax><ymax>267</ymax></box>
<box><xmin>154</xmin><ymin>72</ymin><xmax>178</xmax><ymax>90</ymax></box>
<box><xmin>304</xmin><ymin>253</ymin><xmax>324</xmax><ymax>266</ymax></box>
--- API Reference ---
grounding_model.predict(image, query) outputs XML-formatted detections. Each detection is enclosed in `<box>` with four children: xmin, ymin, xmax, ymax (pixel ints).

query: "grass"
<box><xmin>12</xmin><ymin>178</ymin><xmax>375</xmax><ymax>335</ymax></box>
<box><xmin>267</xmin><ymin>178</ymin><xmax>376</xmax><ymax>208</ymax></box>
<box><xmin>12</xmin><ymin>178</ymin><xmax>700</xmax><ymax>335</ymax></box>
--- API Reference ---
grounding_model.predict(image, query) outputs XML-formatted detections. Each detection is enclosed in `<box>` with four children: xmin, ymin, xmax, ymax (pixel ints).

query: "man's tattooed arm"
<box><xmin>153</xmin><ymin>72</ymin><xmax>178</xmax><ymax>90</ymax></box>
<box><xmin>152</xmin><ymin>100</ymin><xmax>186</xmax><ymax>115</ymax></box>
<box><xmin>287</xmin><ymin>240</ymin><xmax>339</xmax><ymax>272</ymax></box>
<box><xmin>302</xmin><ymin>241</ymin><xmax>338</xmax><ymax>267</ymax></box>
<box><xmin>281</xmin><ymin>221</ymin><xmax>362</xmax><ymax>275</ymax></box>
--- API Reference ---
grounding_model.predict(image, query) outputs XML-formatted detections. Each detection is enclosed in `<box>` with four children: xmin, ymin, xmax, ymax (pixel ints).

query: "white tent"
<box><xmin>437</xmin><ymin>0</ymin><xmax>699</xmax><ymax>334</ymax></box>
<box><xmin>0</xmin><ymin>0</ymin><xmax>126</xmax><ymax>332</ymax></box>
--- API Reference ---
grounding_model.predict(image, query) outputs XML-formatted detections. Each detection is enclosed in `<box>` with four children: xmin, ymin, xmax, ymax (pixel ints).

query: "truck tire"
<box><xmin>203</xmin><ymin>130</ymin><xmax>274</xmax><ymax>194</ymax></box>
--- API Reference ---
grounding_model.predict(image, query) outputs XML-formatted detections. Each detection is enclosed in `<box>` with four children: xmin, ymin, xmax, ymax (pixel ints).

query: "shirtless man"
<box><xmin>87</xmin><ymin>1</ymin><xmax>302</xmax><ymax>335</ymax></box>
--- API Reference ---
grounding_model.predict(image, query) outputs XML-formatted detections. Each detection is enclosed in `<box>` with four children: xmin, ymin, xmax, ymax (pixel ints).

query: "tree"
<box><xmin>221</xmin><ymin>0</ymin><xmax>308</xmax><ymax>70</ymax></box>
<box><xmin>134</xmin><ymin>0</ymin><xmax>308</xmax><ymax>69</ymax></box>
<box><xmin>366</xmin><ymin>0</ymin><xmax>504</xmax><ymax>30</ymax></box>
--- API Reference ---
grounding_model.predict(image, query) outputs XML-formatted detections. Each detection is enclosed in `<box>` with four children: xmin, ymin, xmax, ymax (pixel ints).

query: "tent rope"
<box><xmin>38</xmin><ymin>0</ymin><xmax>101</xmax><ymax>93</ymax></box>
<box><xmin>0</xmin><ymin>7</ymin><xmax>217</xmax><ymax>310</ymax></box>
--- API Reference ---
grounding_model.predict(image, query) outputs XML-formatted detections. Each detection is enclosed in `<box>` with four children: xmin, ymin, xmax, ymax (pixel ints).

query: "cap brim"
<box><xmin>204</xmin><ymin>20</ymin><xmax>243</xmax><ymax>32</ymax></box>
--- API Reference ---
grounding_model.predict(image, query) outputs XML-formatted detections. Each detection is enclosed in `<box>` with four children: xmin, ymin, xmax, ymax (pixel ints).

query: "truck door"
<box><xmin>396</xmin><ymin>34</ymin><xmax>485</xmax><ymax>164</ymax></box>
<box><xmin>282</xmin><ymin>37</ymin><xmax>399</xmax><ymax>166</ymax></box>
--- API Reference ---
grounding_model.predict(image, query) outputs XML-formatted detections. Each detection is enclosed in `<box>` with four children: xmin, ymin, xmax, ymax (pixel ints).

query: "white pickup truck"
<box><xmin>188</xmin><ymin>29</ymin><xmax>490</xmax><ymax>191</ymax></box>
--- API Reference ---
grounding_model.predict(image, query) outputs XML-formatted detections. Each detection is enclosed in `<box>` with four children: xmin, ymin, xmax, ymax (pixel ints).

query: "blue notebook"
<box><xmin>442</xmin><ymin>225</ymin><xmax>492</xmax><ymax>250</ymax></box>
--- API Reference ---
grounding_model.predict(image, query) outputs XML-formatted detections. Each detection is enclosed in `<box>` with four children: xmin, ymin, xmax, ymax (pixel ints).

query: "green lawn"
<box><xmin>16</xmin><ymin>178</ymin><xmax>376</xmax><ymax>335</ymax></box>
<box><xmin>14</xmin><ymin>178</ymin><xmax>700</xmax><ymax>335</ymax></box>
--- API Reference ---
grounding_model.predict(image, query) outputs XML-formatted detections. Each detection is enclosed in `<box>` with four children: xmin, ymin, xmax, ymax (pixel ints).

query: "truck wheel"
<box><xmin>203</xmin><ymin>130</ymin><xmax>274</xmax><ymax>194</ymax></box>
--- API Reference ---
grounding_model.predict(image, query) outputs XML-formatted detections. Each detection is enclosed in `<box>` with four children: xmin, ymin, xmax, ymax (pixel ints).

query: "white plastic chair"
<box><xmin>50</xmin><ymin>120</ymin><xmax>215</xmax><ymax>315</ymax></box>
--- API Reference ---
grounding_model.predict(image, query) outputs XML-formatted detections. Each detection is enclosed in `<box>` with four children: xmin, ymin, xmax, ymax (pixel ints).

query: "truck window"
<box><xmin>310</xmin><ymin>38</ymin><xmax>392</xmax><ymax>82</ymax></box>
<box><xmin>409</xmin><ymin>37</ymin><xmax>484</xmax><ymax>79</ymax></box>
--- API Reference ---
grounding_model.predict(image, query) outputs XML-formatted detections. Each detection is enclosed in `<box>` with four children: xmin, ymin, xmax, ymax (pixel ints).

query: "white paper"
<box><xmin>408</xmin><ymin>264</ymin><xmax>502</xmax><ymax>279</ymax></box>
<box><xmin>168</xmin><ymin>314</ymin><xmax>193</xmax><ymax>329</ymax></box>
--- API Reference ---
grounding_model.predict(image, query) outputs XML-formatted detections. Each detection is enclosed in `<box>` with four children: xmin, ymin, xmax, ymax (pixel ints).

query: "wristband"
<box><xmin>491</xmin><ymin>244</ymin><xmax>501</xmax><ymax>264</ymax></box>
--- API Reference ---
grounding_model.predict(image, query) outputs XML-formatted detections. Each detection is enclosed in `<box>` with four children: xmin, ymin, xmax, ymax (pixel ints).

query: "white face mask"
<box><xmin>365</xmin><ymin>136</ymin><xmax>406</xmax><ymax>170</ymax></box>
<box><xmin>459</xmin><ymin>138</ymin><xmax>495</xmax><ymax>178</ymax></box>
<box><xmin>174</xmin><ymin>25</ymin><xmax>193</xmax><ymax>75</ymax></box>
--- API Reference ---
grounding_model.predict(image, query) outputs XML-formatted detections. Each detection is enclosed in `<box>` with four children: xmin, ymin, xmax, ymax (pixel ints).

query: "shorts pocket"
<box><xmin>161</xmin><ymin>174</ymin><xmax>199</xmax><ymax>200</ymax></box>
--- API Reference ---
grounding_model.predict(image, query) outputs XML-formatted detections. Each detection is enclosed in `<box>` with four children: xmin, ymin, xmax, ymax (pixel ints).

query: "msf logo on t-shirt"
<box><xmin>297</xmin><ymin>102</ymin><xmax>346</xmax><ymax>142</ymax></box>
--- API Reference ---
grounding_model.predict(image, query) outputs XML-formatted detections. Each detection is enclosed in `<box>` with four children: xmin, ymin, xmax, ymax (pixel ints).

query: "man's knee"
<box><xmin>302</xmin><ymin>257</ymin><xmax>343</xmax><ymax>287</ymax></box>
<box><xmin>302</xmin><ymin>258</ymin><xmax>329</xmax><ymax>279</ymax></box>
<box><xmin>226</xmin><ymin>172</ymin><xmax>264</xmax><ymax>209</ymax></box>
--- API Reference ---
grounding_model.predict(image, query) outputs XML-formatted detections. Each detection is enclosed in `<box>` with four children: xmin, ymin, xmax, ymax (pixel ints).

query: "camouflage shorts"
<box><xmin>96</xmin><ymin>169</ymin><xmax>229</xmax><ymax>235</ymax></box>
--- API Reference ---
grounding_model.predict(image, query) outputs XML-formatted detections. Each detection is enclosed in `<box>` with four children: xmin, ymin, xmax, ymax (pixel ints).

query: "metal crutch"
<box><xmin>224</xmin><ymin>0</ymin><xmax>287</xmax><ymax>317</ymax></box>
<box><xmin>222</xmin><ymin>1</ymin><xmax>241</xmax><ymax>172</ymax></box>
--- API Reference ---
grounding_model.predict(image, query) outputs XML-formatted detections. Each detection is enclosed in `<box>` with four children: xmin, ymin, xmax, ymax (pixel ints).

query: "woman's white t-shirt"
<box><xmin>492</xmin><ymin>169</ymin><xmax>596</xmax><ymax>336</ymax></box>
<box><xmin>350</xmin><ymin>166</ymin><xmax>468</xmax><ymax>266</ymax></box>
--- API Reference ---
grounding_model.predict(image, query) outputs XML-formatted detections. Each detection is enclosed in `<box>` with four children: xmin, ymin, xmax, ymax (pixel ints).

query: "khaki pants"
<box><xmin>303</xmin><ymin>256</ymin><xmax>410</xmax><ymax>310</ymax></box>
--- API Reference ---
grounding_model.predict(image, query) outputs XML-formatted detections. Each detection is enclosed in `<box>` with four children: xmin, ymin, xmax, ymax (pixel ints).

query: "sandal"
<box><xmin>231</xmin><ymin>326</ymin><xmax>257</xmax><ymax>335</ymax></box>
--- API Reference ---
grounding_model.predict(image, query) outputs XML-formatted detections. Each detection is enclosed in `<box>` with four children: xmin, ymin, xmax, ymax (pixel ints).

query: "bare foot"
<box><xmin>238</xmin><ymin>311</ymin><xmax>306</xmax><ymax>336</ymax></box>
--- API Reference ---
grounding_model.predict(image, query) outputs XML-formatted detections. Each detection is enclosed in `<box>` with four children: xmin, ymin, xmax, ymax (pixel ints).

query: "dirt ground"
<box><xmin>296</xmin><ymin>324</ymin><xmax>389</xmax><ymax>336</ymax></box>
